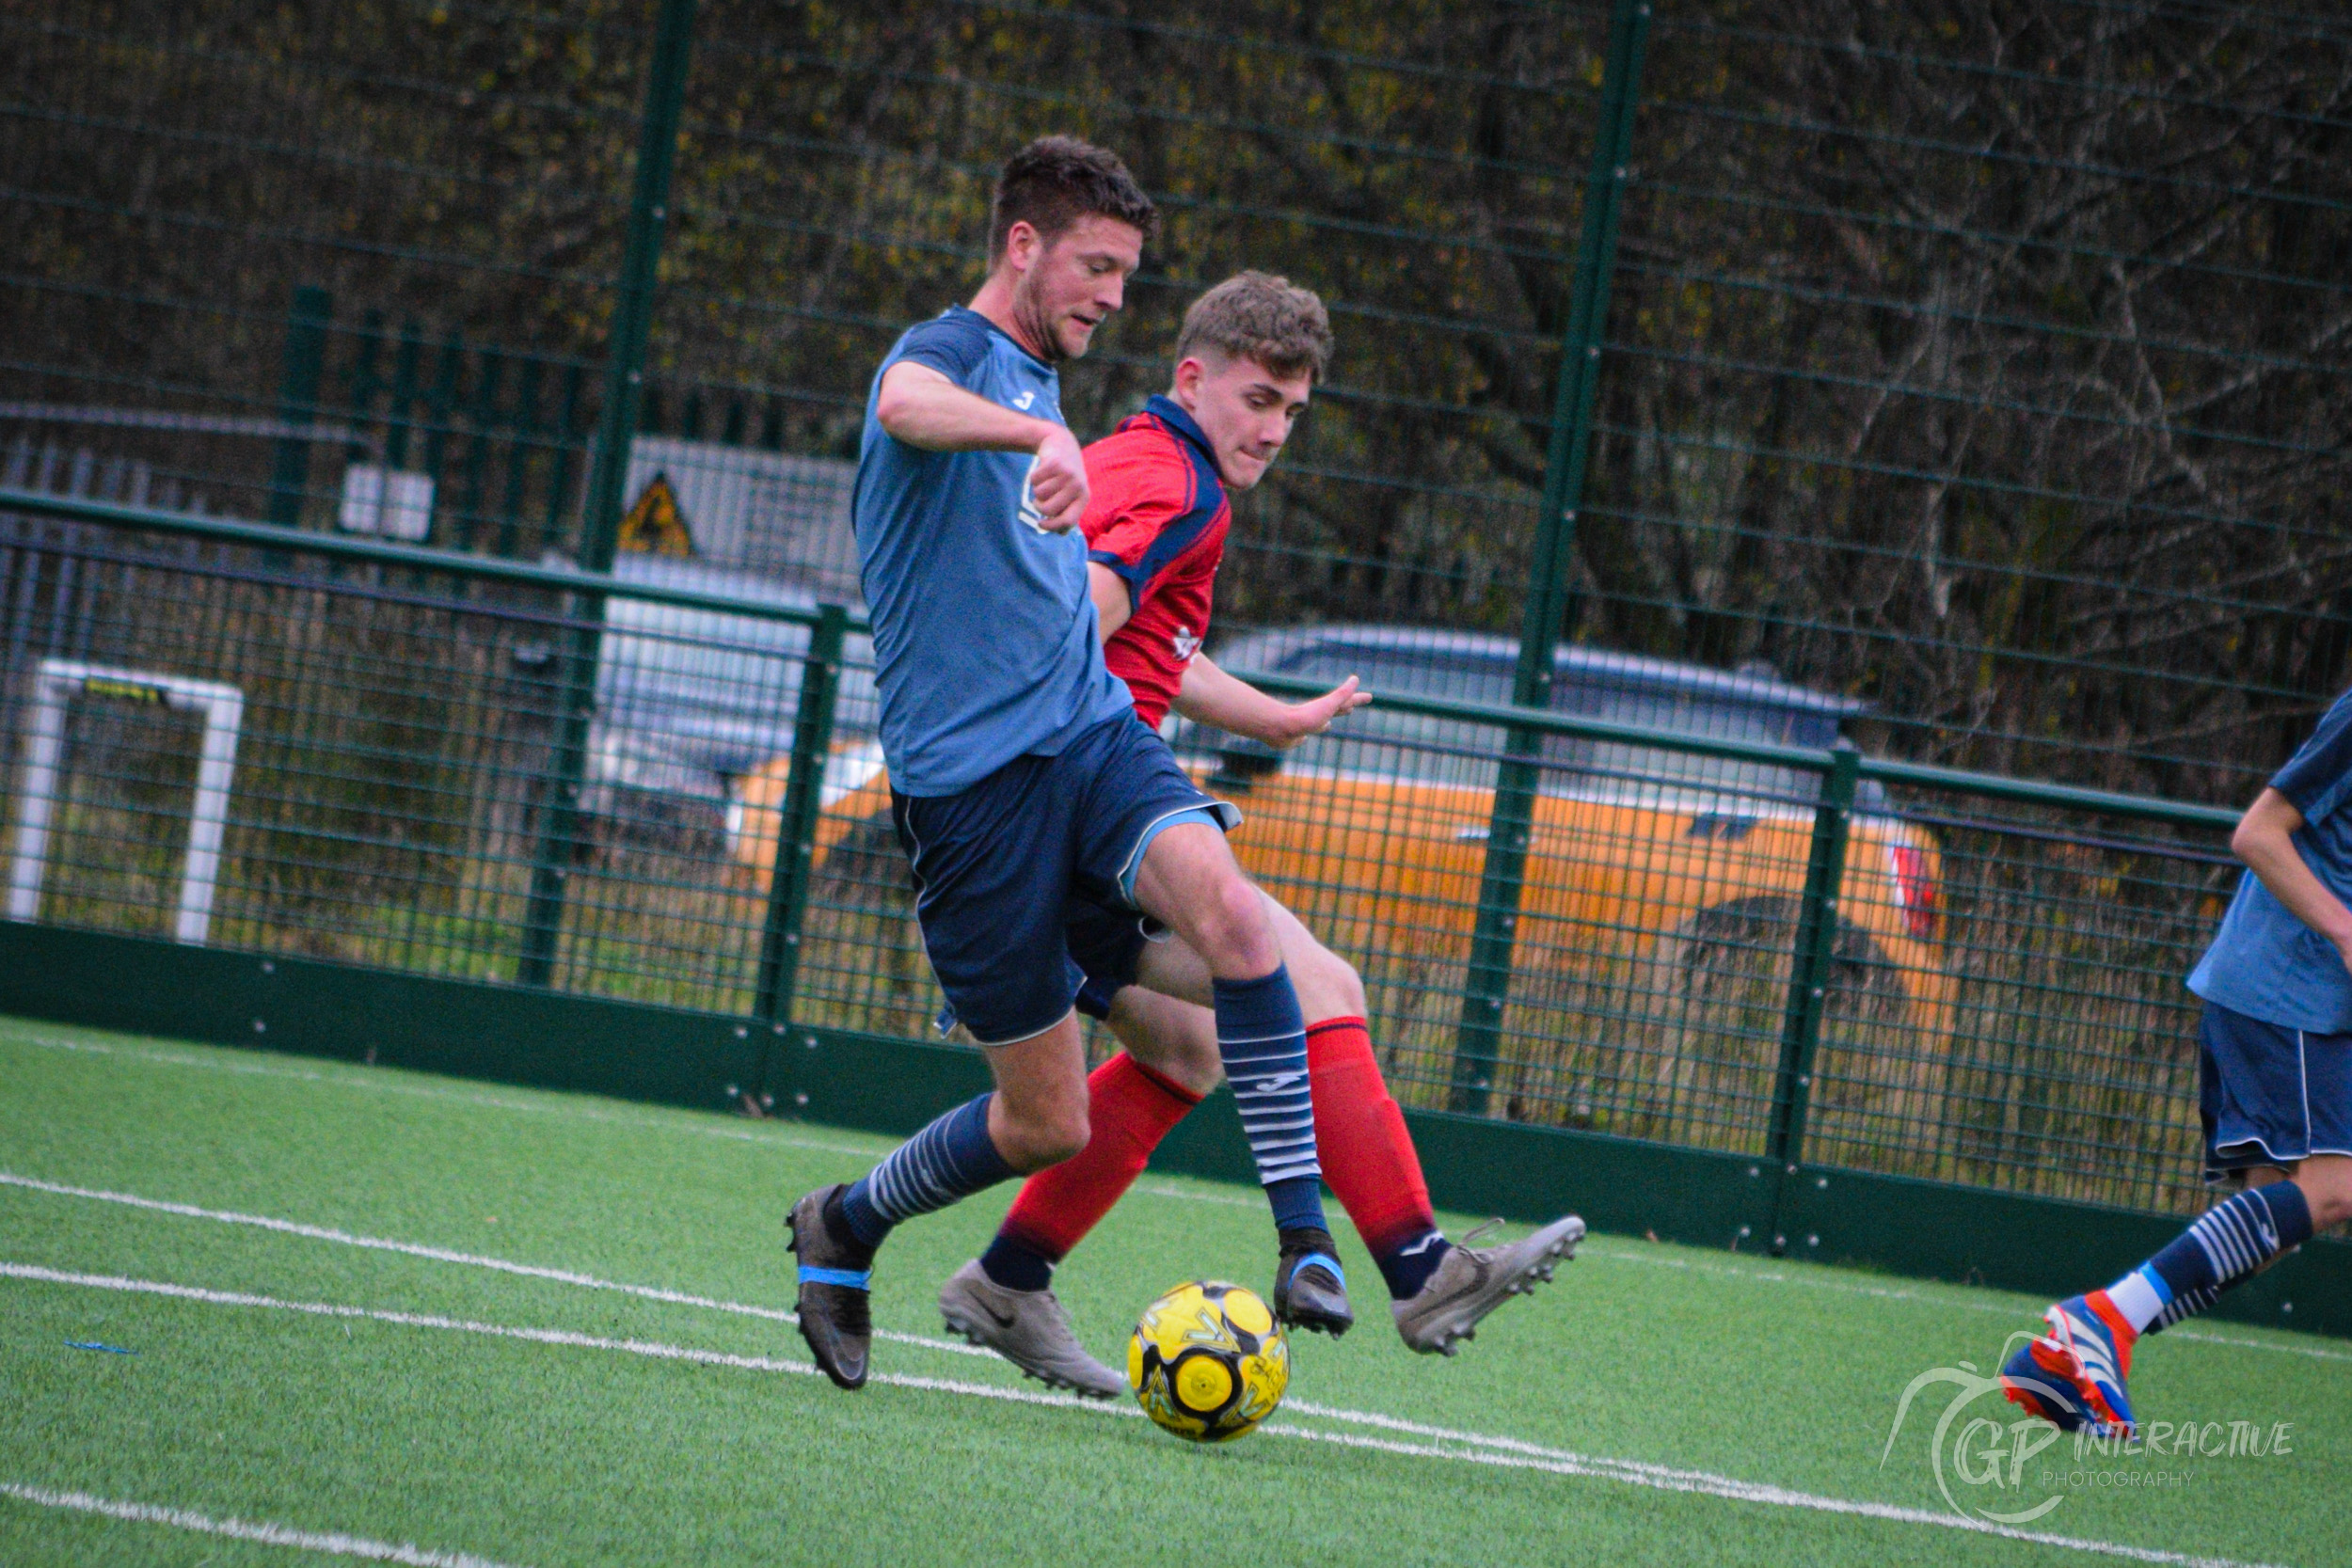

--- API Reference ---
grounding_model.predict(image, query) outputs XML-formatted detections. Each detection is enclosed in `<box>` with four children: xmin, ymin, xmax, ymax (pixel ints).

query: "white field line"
<box><xmin>1135</xmin><ymin>1180</ymin><xmax>1259</xmax><ymax>1208</ymax></box>
<box><xmin>0</xmin><ymin>1262</ymin><xmax>2291</xmax><ymax>1568</ymax></box>
<box><xmin>11</xmin><ymin>1027</ymin><xmax>2347</xmax><ymax>1367</ymax></box>
<box><xmin>1261</xmin><ymin>1426</ymin><xmax>2289</xmax><ymax>1568</ymax></box>
<box><xmin>1578</xmin><ymin>1240</ymin><xmax>2025</xmax><ymax>1318</ymax></box>
<box><xmin>0</xmin><ymin>1480</ymin><xmax>526</xmax><ymax>1567</ymax></box>
<box><xmin>0</xmin><ymin>1171</ymin><xmax>992</xmax><ymax>1361</ymax></box>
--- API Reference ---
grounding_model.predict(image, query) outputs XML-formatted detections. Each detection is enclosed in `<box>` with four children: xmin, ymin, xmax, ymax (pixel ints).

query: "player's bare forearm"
<box><xmin>2233</xmin><ymin>787</ymin><xmax>2352</xmax><ymax>958</ymax></box>
<box><xmin>875</xmin><ymin>363</ymin><xmax>1057</xmax><ymax>452</ymax></box>
<box><xmin>1172</xmin><ymin>655</ymin><xmax>1368</xmax><ymax>748</ymax></box>
<box><xmin>875</xmin><ymin>362</ymin><xmax>1087</xmax><ymax>529</ymax></box>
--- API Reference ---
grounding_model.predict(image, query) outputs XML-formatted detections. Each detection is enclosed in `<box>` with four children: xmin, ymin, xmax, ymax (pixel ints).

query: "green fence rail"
<box><xmin>0</xmin><ymin>488</ymin><xmax>2308</xmax><ymax>1277</ymax></box>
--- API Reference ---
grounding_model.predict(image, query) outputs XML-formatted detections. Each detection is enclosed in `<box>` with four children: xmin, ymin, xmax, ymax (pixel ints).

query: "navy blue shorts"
<box><xmin>2199</xmin><ymin>1001</ymin><xmax>2352</xmax><ymax>1180</ymax></box>
<box><xmin>892</xmin><ymin>715</ymin><xmax>1237</xmax><ymax>1046</ymax></box>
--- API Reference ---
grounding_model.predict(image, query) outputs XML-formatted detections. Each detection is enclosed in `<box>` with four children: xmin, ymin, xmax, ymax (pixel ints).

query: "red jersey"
<box><xmin>1082</xmin><ymin>395</ymin><xmax>1231</xmax><ymax>727</ymax></box>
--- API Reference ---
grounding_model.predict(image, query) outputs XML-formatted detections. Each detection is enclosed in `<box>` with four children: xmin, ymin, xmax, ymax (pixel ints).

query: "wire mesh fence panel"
<box><xmin>1594</xmin><ymin>3</ymin><xmax>2352</xmax><ymax>800</ymax></box>
<box><xmin>1879</xmin><ymin>792</ymin><xmax>2234</xmax><ymax>1216</ymax></box>
<box><xmin>0</xmin><ymin>1</ymin><xmax>644</xmax><ymax>553</ymax></box>
<box><xmin>8</xmin><ymin>2</ymin><xmax>2348</xmax><ymax>797</ymax></box>
<box><xmin>0</xmin><ymin>507</ymin><xmax>848</xmax><ymax>1014</ymax></box>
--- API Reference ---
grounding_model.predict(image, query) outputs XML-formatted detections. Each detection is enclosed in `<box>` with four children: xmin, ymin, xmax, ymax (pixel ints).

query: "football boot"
<box><xmin>2001</xmin><ymin>1292</ymin><xmax>2137</xmax><ymax>1435</ymax></box>
<box><xmin>1392</xmin><ymin>1215</ymin><xmax>1584</xmax><ymax>1355</ymax></box>
<box><xmin>787</xmin><ymin>1184</ymin><xmax>874</xmax><ymax>1390</ymax></box>
<box><xmin>1273</xmin><ymin>1227</ymin><xmax>1354</xmax><ymax>1337</ymax></box>
<box><xmin>937</xmin><ymin>1259</ymin><xmax>1126</xmax><ymax>1400</ymax></box>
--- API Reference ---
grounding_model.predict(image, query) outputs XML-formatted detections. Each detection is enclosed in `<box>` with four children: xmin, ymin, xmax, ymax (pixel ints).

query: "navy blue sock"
<box><xmin>1213</xmin><ymin>964</ymin><xmax>1327</xmax><ymax>1235</ymax></box>
<box><xmin>1264</xmin><ymin>1177</ymin><xmax>1327</xmax><ymax>1235</ymax></box>
<box><xmin>1375</xmin><ymin>1231</ymin><xmax>1454</xmax><ymax>1300</ymax></box>
<box><xmin>838</xmin><ymin>1093</ymin><xmax>1016</xmax><ymax>1249</ymax></box>
<box><xmin>2144</xmin><ymin>1181</ymin><xmax>2313</xmax><ymax>1333</ymax></box>
<box><xmin>978</xmin><ymin>1231</ymin><xmax>1056</xmax><ymax>1293</ymax></box>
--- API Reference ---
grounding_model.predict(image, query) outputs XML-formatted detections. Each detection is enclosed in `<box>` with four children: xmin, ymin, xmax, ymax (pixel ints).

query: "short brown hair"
<box><xmin>1174</xmin><ymin>271</ymin><xmax>1333</xmax><ymax>383</ymax></box>
<box><xmin>989</xmin><ymin>135</ymin><xmax>1160</xmax><ymax>257</ymax></box>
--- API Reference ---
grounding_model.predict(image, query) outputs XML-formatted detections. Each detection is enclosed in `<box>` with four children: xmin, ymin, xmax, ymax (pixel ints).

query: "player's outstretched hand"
<box><xmin>1271</xmin><ymin>676</ymin><xmax>1373</xmax><ymax>748</ymax></box>
<box><xmin>1028</xmin><ymin>426</ymin><xmax>1089</xmax><ymax>532</ymax></box>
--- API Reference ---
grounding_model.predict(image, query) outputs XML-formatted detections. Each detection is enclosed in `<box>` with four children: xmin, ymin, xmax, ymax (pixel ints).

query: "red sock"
<box><xmin>992</xmin><ymin>1052</ymin><xmax>1201</xmax><ymax>1273</ymax></box>
<box><xmin>1306</xmin><ymin>1017</ymin><xmax>1438</xmax><ymax>1269</ymax></box>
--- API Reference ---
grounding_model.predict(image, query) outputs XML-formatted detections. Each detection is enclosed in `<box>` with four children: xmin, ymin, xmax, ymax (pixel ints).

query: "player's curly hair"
<box><xmin>989</xmin><ymin>135</ymin><xmax>1160</xmax><ymax>256</ymax></box>
<box><xmin>1174</xmin><ymin>272</ymin><xmax>1334</xmax><ymax>384</ymax></box>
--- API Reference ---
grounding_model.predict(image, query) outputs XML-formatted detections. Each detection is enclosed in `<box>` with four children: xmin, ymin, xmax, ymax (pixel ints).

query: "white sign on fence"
<box><xmin>338</xmin><ymin>464</ymin><xmax>436</xmax><ymax>540</ymax></box>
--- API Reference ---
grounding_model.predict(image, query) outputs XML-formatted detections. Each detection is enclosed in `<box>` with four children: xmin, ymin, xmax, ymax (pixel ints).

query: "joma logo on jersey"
<box><xmin>1011</xmin><ymin>390</ymin><xmax>1037</xmax><ymax>410</ymax></box>
<box><xmin>1171</xmin><ymin>626</ymin><xmax>1201</xmax><ymax>662</ymax></box>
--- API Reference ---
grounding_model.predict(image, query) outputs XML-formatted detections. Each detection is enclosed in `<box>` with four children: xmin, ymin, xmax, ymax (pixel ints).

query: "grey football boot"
<box><xmin>938</xmin><ymin>1259</ymin><xmax>1126</xmax><ymax>1400</ymax></box>
<box><xmin>1392</xmin><ymin>1214</ymin><xmax>1585</xmax><ymax>1355</ymax></box>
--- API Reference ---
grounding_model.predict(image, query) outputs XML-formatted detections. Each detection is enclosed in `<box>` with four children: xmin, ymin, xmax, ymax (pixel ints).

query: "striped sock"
<box><xmin>1213</xmin><ymin>964</ymin><xmax>1326</xmax><ymax>1234</ymax></box>
<box><xmin>838</xmin><ymin>1093</ymin><xmax>1016</xmax><ymax>1249</ymax></box>
<box><xmin>2104</xmin><ymin>1182</ymin><xmax>2313</xmax><ymax>1336</ymax></box>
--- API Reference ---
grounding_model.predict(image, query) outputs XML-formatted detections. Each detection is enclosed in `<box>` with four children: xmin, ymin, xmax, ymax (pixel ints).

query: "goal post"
<box><xmin>6</xmin><ymin>658</ymin><xmax>246</xmax><ymax>945</ymax></box>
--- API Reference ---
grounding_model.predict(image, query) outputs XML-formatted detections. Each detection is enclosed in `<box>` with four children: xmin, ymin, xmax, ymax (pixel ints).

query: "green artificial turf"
<box><xmin>0</xmin><ymin>1016</ymin><xmax>2342</xmax><ymax>1567</ymax></box>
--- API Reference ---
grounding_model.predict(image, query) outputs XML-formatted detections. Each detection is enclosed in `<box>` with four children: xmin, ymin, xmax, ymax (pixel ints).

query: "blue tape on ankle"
<box><xmin>1290</xmin><ymin>1252</ymin><xmax>1345</xmax><ymax>1291</ymax></box>
<box><xmin>798</xmin><ymin>1265</ymin><xmax>871</xmax><ymax>1291</ymax></box>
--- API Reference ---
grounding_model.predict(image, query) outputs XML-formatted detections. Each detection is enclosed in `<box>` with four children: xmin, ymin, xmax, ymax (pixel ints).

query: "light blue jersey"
<box><xmin>2190</xmin><ymin>687</ymin><xmax>2352</xmax><ymax>1033</ymax></box>
<box><xmin>851</xmin><ymin>306</ymin><xmax>1133</xmax><ymax>796</ymax></box>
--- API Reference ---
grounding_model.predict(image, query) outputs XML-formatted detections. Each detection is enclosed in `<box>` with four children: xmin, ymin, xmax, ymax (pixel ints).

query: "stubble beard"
<box><xmin>1010</xmin><ymin>273</ymin><xmax>1070</xmax><ymax>364</ymax></box>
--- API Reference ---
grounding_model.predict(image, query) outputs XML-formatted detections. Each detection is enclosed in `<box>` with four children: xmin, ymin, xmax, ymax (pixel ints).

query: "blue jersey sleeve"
<box><xmin>2270</xmin><ymin>689</ymin><xmax>2352</xmax><ymax>826</ymax></box>
<box><xmin>892</xmin><ymin>312</ymin><xmax>993</xmax><ymax>388</ymax></box>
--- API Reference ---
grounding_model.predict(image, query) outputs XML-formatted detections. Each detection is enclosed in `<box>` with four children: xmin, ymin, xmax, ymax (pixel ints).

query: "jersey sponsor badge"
<box><xmin>1017</xmin><ymin>453</ymin><xmax>1051</xmax><ymax>533</ymax></box>
<box><xmin>1171</xmin><ymin>625</ymin><xmax>1201</xmax><ymax>662</ymax></box>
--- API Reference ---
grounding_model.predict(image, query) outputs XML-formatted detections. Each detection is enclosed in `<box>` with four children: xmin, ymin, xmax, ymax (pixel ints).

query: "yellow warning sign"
<box><xmin>617</xmin><ymin>473</ymin><xmax>695</xmax><ymax>557</ymax></box>
<box><xmin>84</xmin><ymin>677</ymin><xmax>170</xmax><ymax>705</ymax></box>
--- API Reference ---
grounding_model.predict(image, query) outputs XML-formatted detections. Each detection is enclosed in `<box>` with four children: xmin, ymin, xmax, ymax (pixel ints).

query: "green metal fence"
<box><xmin>3</xmin><ymin>3</ymin><xmax>2348</xmax><ymax>1309</ymax></box>
<box><xmin>0</xmin><ymin>489</ymin><xmax>2251</xmax><ymax>1235</ymax></box>
<box><xmin>6</xmin><ymin>2</ymin><xmax>2347</xmax><ymax>800</ymax></box>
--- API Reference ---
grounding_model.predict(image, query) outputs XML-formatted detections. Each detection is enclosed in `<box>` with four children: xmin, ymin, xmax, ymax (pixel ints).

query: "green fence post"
<box><xmin>266</xmin><ymin>285</ymin><xmax>333</xmax><ymax>530</ymax></box>
<box><xmin>544</xmin><ymin>362</ymin><xmax>585</xmax><ymax>555</ymax></box>
<box><xmin>499</xmin><ymin>356</ymin><xmax>543</xmax><ymax>559</ymax></box>
<box><xmin>1450</xmin><ymin>0</ymin><xmax>1651</xmax><ymax>1113</ymax></box>
<box><xmin>1764</xmin><ymin>746</ymin><xmax>1858</xmax><ymax>1253</ymax></box>
<box><xmin>384</xmin><ymin>323</ymin><xmax>421</xmax><ymax>471</ymax></box>
<box><xmin>343</xmin><ymin>309</ymin><xmax>385</xmax><ymax>467</ymax></box>
<box><xmin>755</xmin><ymin>604</ymin><xmax>847</xmax><ymax>1024</ymax></box>
<box><xmin>515</xmin><ymin>0</ymin><xmax>700</xmax><ymax>989</ymax></box>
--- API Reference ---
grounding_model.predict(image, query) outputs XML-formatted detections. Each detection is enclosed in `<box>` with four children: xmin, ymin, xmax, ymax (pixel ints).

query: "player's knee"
<box><xmin>1193</xmin><ymin>873</ymin><xmax>1279</xmax><ymax>974</ymax></box>
<box><xmin>1301</xmin><ymin>943</ymin><xmax>1366</xmax><ymax>1017</ymax></box>
<box><xmin>1000</xmin><ymin>1101</ymin><xmax>1089</xmax><ymax>1171</ymax></box>
<box><xmin>2303</xmin><ymin>1175</ymin><xmax>2352</xmax><ymax>1229</ymax></box>
<box><xmin>1165</xmin><ymin>1032</ymin><xmax>1224</xmax><ymax>1098</ymax></box>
